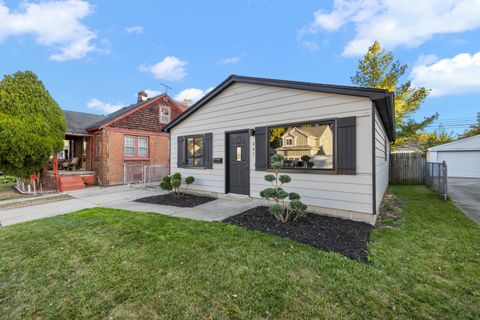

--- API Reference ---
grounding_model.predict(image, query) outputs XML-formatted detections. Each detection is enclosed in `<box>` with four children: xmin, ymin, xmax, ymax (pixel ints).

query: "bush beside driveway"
<box><xmin>0</xmin><ymin>186</ymin><xmax>479</xmax><ymax>319</ymax></box>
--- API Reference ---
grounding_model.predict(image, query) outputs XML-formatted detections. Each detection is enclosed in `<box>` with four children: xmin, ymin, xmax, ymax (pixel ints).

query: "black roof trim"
<box><xmin>163</xmin><ymin>75</ymin><xmax>395</xmax><ymax>141</ymax></box>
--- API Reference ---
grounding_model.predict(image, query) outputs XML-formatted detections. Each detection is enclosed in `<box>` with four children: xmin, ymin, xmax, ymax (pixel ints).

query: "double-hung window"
<box><xmin>186</xmin><ymin>135</ymin><xmax>204</xmax><ymax>167</ymax></box>
<box><xmin>160</xmin><ymin>107</ymin><xmax>170</xmax><ymax>123</ymax></box>
<box><xmin>138</xmin><ymin>137</ymin><xmax>149</xmax><ymax>157</ymax></box>
<box><xmin>124</xmin><ymin>135</ymin><xmax>136</xmax><ymax>157</ymax></box>
<box><xmin>124</xmin><ymin>135</ymin><xmax>149</xmax><ymax>158</ymax></box>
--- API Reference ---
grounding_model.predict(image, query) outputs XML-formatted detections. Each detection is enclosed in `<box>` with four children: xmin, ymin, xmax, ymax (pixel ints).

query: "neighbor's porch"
<box><xmin>49</xmin><ymin>133</ymin><xmax>98</xmax><ymax>191</ymax></box>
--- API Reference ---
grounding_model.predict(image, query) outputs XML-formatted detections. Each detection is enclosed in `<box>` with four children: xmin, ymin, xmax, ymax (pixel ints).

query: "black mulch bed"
<box><xmin>135</xmin><ymin>194</ymin><xmax>216</xmax><ymax>208</ymax></box>
<box><xmin>223</xmin><ymin>206</ymin><xmax>373</xmax><ymax>261</ymax></box>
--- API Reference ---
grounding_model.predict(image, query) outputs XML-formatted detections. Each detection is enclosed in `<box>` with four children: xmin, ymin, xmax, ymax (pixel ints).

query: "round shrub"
<box><xmin>172</xmin><ymin>172</ymin><xmax>182</xmax><ymax>180</ymax></box>
<box><xmin>288</xmin><ymin>192</ymin><xmax>300</xmax><ymax>200</ymax></box>
<box><xmin>279</xmin><ymin>175</ymin><xmax>291</xmax><ymax>184</ymax></box>
<box><xmin>276</xmin><ymin>188</ymin><xmax>288</xmax><ymax>199</ymax></box>
<box><xmin>268</xmin><ymin>204</ymin><xmax>283</xmax><ymax>217</ymax></box>
<box><xmin>185</xmin><ymin>176</ymin><xmax>195</xmax><ymax>184</ymax></box>
<box><xmin>160</xmin><ymin>180</ymin><xmax>172</xmax><ymax>191</ymax></box>
<box><xmin>301</xmin><ymin>155</ymin><xmax>311</xmax><ymax>162</ymax></box>
<box><xmin>171</xmin><ymin>179</ymin><xmax>181</xmax><ymax>189</ymax></box>
<box><xmin>260</xmin><ymin>188</ymin><xmax>276</xmax><ymax>199</ymax></box>
<box><xmin>264</xmin><ymin>174</ymin><xmax>276</xmax><ymax>182</ymax></box>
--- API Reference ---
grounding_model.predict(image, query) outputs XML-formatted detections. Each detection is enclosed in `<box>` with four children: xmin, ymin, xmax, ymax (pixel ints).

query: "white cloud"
<box><xmin>302</xmin><ymin>41</ymin><xmax>319</xmax><ymax>52</ymax></box>
<box><xmin>301</xmin><ymin>0</ymin><xmax>480</xmax><ymax>57</ymax></box>
<box><xmin>87</xmin><ymin>98</ymin><xmax>125</xmax><ymax>114</ymax></box>
<box><xmin>132</xmin><ymin>89</ymin><xmax>163</xmax><ymax>99</ymax></box>
<box><xmin>143</xmin><ymin>89</ymin><xmax>162</xmax><ymax>97</ymax></box>
<box><xmin>218</xmin><ymin>54</ymin><xmax>244</xmax><ymax>65</ymax></box>
<box><xmin>139</xmin><ymin>56</ymin><xmax>188</xmax><ymax>81</ymax></box>
<box><xmin>125</xmin><ymin>26</ymin><xmax>143</xmax><ymax>34</ymax></box>
<box><xmin>174</xmin><ymin>87</ymin><xmax>214</xmax><ymax>104</ymax></box>
<box><xmin>0</xmin><ymin>0</ymin><xmax>97</xmax><ymax>61</ymax></box>
<box><xmin>411</xmin><ymin>51</ymin><xmax>480</xmax><ymax>96</ymax></box>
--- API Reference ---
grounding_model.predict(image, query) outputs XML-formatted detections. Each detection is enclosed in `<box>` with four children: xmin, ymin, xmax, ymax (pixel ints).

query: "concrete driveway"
<box><xmin>448</xmin><ymin>178</ymin><xmax>480</xmax><ymax>224</ymax></box>
<box><xmin>0</xmin><ymin>185</ymin><xmax>255</xmax><ymax>226</ymax></box>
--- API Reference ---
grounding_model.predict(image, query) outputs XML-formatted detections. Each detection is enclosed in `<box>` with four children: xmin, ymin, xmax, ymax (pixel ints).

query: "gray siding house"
<box><xmin>164</xmin><ymin>75</ymin><xmax>395</xmax><ymax>224</ymax></box>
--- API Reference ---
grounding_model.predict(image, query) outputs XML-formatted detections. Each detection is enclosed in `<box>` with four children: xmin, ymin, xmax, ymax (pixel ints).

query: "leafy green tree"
<box><xmin>458</xmin><ymin>112</ymin><xmax>480</xmax><ymax>139</ymax></box>
<box><xmin>0</xmin><ymin>71</ymin><xmax>65</xmax><ymax>178</ymax></box>
<box><xmin>351</xmin><ymin>41</ymin><xmax>436</xmax><ymax>147</ymax></box>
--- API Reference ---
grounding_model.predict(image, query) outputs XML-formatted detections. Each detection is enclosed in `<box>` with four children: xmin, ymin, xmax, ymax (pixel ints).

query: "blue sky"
<box><xmin>1</xmin><ymin>0</ymin><xmax>479</xmax><ymax>135</ymax></box>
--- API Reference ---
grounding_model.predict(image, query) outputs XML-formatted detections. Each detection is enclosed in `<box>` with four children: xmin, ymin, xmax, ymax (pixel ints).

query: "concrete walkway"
<box><xmin>448</xmin><ymin>178</ymin><xmax>480</xmax><ymax>225</ymax></box>
<box><xmin>0</xmin><ymin>185</ymin><xmax>256</xmax><ymax>226</ymax></box>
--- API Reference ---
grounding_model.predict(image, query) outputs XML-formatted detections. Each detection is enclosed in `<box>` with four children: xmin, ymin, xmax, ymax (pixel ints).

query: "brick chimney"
<box><xmin>137</xmin><ymin>90</ymin><xmax>148</xmax><ymax>103</ymax></box>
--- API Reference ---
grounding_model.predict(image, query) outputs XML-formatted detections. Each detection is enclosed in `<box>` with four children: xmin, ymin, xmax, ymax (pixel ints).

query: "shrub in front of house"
<box><xmin>260</xmin><ymin>154</ymin><xmax>307</xmax><ymax>223</ymax></box>
<box><xmin>160</xmin><ymin>172</ymin><xmax>195</xmax><ymax>197</ymax></box>
<box><xmin>0</xmin><ymin>175</ymin><xmax>16</xmax><ymax>184</ymax></box>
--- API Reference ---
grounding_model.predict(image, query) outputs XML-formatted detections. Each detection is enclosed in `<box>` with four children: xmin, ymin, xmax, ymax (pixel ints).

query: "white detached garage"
<box><xmin>164</xmin><ymin>75</ymin><xmax>395</xmax><ymax>224</ymax></box>
<box><xmin>427</xmin><ymin>134</ymin><xmax>480</xmax><ymax>178</ymax></box>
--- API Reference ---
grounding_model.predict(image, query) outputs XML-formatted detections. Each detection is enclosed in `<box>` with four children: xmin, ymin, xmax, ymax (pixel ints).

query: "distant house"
<box><xmin>275</xmin><ymin>125</ymin><xmax>333</xmax><ymax>168</ymax></box>
<box><xmin>60</xmin><ymin>91</ymin><xmax>186</xmax><ymax>189</ymax></box>
<box><xmin>163</xmin><ymin>75</ymin><xmax>395</xmax><ymax>224</ymax></box>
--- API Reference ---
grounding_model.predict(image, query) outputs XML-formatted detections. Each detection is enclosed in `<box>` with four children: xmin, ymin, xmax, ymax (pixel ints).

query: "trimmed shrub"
<box><xmin>260</xmin><ymin>154</ymin><xmax>307</xmax><ymax>223</ymax></box>
<box><xmin>160</xmin><ymin>172</ymin><xmax>195</xmax><ymax>197</ymax></box>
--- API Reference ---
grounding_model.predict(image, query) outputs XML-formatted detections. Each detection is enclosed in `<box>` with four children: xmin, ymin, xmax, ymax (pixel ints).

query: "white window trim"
<box><xmin>160</xmin><ymin>106</ymin><xmax>170</xmax><ymax>123</ymax></box>
<box><xmin>138</xmin><ymin>137</ymin><xmax>149</xmax><ymax>157</ymax></box>
<box><xmin>124</xmin><ymin>135</ymin><xmax>136</xmax><ymax>157</ymax></box>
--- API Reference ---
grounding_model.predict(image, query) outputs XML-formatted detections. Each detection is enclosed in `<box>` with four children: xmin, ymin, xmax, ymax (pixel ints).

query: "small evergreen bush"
<box><xmin>260</xmin><ymin>154</ymin><xmax>307</xmax><ymax>223</ymax></box>
<box><xmin>160</xmin><ymin>172</ymin><xmax>195</xmax><ymax>197</ymax></box>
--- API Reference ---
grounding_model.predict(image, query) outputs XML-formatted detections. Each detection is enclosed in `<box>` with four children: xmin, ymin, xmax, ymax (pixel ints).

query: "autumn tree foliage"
<box><xmin>0</xmin><ymin>71</ymin><xmax>65</xmax><ymax>178</ymax></box>
<box><xmin>351</xmin><ymin>41</ymin><xmax>437</xmax><ymax>148</ymax></box>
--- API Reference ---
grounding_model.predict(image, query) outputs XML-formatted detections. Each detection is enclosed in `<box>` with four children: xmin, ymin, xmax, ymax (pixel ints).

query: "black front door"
<box><xmin>227</xmin><ymin>131</ymin><xmax>249</xmax><ymax>195</ymax></box>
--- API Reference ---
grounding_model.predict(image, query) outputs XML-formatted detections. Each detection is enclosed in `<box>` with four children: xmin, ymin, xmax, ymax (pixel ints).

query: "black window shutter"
<box><xmin>255</xmin><ymin>127</ymin><xmax>267</xmax><ymax>171</ymax></box>
<box><xmin>177</xmin><ymin>136</ymin><xmax>185</xmax><ymax>168</ymax></box>
<box><xmin>204</xmin><ymin>132</ymin><xmax>213</xmax><ymax>169</ymax></box>
<box><xmin>337</xmin><ymin>117</ymin><xmax>356</xmax><ymax>175</ymax></box>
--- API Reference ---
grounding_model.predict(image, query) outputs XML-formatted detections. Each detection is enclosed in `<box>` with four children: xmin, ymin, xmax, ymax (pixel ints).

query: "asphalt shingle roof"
<box><xmin>63</xmin><ymin>110</ymin><xmax>106</xmax><ymax>134</ymax></box>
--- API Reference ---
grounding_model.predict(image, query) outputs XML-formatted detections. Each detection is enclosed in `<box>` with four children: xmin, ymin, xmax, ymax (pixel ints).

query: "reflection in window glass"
<box><xmin>160</xmin><ymin>107</ymin><xmax>170</xmax><ymax>123</ymax></box>
<box><xmin>269</xmin><ymin>122</ymin><xmax>334</xmax><ymax>169</ymax></box>
<box><xmin>236</xmin><ymin>147</ymin><xmax>242</xmax><ymax>161</ymax></box>
<box><xmin>186</xmin><ymin>136</ymin><xmax>204</xmax><ymax>167</ymax></box>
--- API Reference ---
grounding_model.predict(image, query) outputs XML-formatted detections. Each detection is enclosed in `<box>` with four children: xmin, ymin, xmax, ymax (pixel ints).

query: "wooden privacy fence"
<box><xmin>389</xmin><ymin>152</ymin><xmax>426</xmax><ymax>185</ymax></box>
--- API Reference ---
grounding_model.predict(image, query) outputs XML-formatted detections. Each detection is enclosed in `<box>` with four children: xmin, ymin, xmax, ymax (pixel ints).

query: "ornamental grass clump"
<box><xmin>160</xmin><ymin>172</ymin><xmax>195</xmax><ymax>197</ymax></box>
<box><xmin>260</xmin><ymin>154</ymin><xmax>307</xmax><ymax>223</ymax></box>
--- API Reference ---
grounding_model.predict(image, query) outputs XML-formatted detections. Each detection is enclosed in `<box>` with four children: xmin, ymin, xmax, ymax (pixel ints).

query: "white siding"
<box><xmin>374</xmin><ymin>107</ymin><xmax>389</xmax><ymax>212</ymax></box>
<box><xmin>170</xmin><ymin>83</ymin><xmax>375</xmax><ymax>214</ymax></box>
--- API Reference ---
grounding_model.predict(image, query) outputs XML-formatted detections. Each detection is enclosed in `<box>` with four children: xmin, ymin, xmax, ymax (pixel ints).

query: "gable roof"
<box><xmin>86</xmin><ymin>93</ymin><xmax>187</xmax><ymax>131</ymax></box>
<box><xmin>163</xmin><ymin>75</ymin><xmax>395</xmax><ymax>141</ymax></box>
<box><xmin>63</xmin><ymin>110</ymin><xmax>106</xmax><ymax>135</ymax></box>
<box><xmin>428</xmin><ymin>134</ymin><xmax>480</xmax><ymax>152</ymax></box>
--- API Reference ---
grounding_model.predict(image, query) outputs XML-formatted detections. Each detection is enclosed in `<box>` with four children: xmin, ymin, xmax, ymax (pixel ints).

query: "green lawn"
<box><xmin>0</xmin><ymin>182</ymin><xmax>24</xmax><ymax>201</ymax></box>
<box><xmin>0</xmin><ymin>186</ymin><xmax>479</xmax><ymax>319</ymax></box>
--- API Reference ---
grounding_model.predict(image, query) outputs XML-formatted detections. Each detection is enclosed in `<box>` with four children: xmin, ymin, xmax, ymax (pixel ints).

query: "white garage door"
<box><xmin>437</xmin><ymin>151</ymin><xmax>480</xmax><ymax>178</ymax></box>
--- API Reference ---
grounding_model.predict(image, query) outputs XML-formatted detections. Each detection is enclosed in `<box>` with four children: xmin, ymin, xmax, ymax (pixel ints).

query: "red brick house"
<box><xmin>60</xmin><ymin>92</ymin><xmax>186</xmax><ymax>188</ymax></box>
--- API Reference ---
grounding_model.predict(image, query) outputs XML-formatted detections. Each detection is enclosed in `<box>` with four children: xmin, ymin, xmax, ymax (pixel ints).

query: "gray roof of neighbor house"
<box><xmin>163</xmin><ymin>75</ymin><xmax>396</xmax><ymax>141</ymax></box>
<box><xmin>63</xmin><ymin>110</ymin><xmax>105</xmax><ymax>135</ymax></box>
